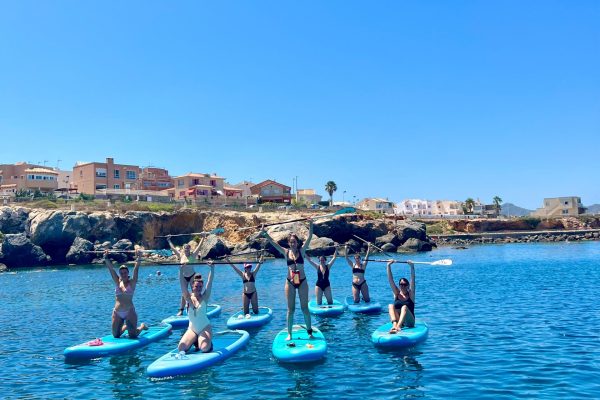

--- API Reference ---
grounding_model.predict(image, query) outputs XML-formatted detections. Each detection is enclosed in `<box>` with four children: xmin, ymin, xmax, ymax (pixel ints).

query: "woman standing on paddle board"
<box><xmin>227</xmin><ymin>254</ymin><xmax>264</xmax><ymax>316</ymax></box>
<box><xmin>305</xmin><ymin>249</ymin><xmax>338</xmax><ymax>305</ymax></box>
<box><xmin>386</xmin><ymin>260</ymin><xmax>416</xmax><ymax>333</ymax></box>
<box><xmin>178</xmin><ymin>261</ymin><xmax>215</xmax><ymax>354</ymax></box>
<box><xmin>104</xmin><ymin>250</ymin><xmax>148</xmax><ymax>339</ymax></box>
<box><xmin>167</xmin><ymin>235</ymin><xmax>205</xmax><ymax>316</ymax></box>
<box><xmin>345</xmin><ymin>244</ymin><xmax>372</xmax><ymax>303</ymax></box>
<box><xmin>261</xmin><ymin>221</ymin><xmax>314</xmax><ymax>340</ymax></box>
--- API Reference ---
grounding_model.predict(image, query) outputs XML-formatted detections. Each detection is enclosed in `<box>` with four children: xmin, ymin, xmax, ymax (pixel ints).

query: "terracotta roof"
<box><xmin>173</xmin><ymin>173</ymin><xmax>225</xmax><ymax>179</ymax></box>
<box><xmin>223</xmin><ymin>186</ymin><xmax>243</xmax><ymax>191</ymax></box>
<box><xmin>1</xmin><ymin>184</ymin><xmax>17</xmax><ymax>188</ymax></box>
<box><xmin>24</xmin><ymin>168</ymin><xmax>59</xmax><ymax>174</ymax></box>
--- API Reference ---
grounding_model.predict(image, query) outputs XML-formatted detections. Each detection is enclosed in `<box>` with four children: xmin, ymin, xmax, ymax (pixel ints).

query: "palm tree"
<box><xmin>493</xmin><ymin>196</ymin><xmax>503</xmax><ymax>216</ymax></box>
<box><xmin>464</xmin><ymin>198</ymin><xmax>475</xmax><ymax>214</ymax></box>
<box><xmin>325</xmin><ymin>181</ymin><xmax>337</xmax><ymax>206</ymax></box>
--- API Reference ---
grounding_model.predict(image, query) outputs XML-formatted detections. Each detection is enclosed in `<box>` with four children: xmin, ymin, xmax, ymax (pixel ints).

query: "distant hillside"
<box><xmin>500</xmin><ymin>203</ymin><xmax>533</xmax><ymax>217</ymax></box>
<box><xmin>585</xmin><ymin>204</ymin><xmax>600</xmax><ymax>214</ymax></box>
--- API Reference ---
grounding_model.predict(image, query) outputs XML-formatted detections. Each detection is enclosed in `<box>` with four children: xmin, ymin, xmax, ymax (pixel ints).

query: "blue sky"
<box><xmin>1</xmin><ymin>1</ymin><xmax>598</xmax><ymax>209</ymax></box>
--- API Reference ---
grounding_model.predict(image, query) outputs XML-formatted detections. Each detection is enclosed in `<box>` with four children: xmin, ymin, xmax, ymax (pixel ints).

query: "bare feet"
<box><xmin>285</xmin><ymin>334</ymin><xmax>292</xmax><ymax>341</ymax></box>
<box><xmin>176</xmin><ymin>308</ymin><xmax>184</xmax><ymax>317</ymax></box>
<box><xmin>140</xmin><ymin>323</ymin><xmax>149</xmax><ymax>331</ymax></box>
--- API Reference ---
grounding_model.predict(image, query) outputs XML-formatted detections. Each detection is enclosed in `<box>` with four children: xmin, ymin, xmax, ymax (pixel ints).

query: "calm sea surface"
<box><xmin>1</xmin><ymin>241</ymin><xmax>599</xmax><ymax>399</ymax></box>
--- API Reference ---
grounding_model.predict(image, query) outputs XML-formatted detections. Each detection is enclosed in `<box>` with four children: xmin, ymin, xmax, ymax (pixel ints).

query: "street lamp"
<box><xmin>343</xmin><ymin>190</ymin><xmax>346</xmax><ymax>203</ymax></box>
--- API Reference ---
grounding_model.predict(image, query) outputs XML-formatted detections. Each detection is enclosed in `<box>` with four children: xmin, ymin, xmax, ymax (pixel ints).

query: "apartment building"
<box><xmin>296</xmin><ymin>189</ymin><xmax>322</xmax><ymax>205</ymax></box>
<box><xmin>250</xmin><ymin>180</ymin><xmax>292</xmax><ymax>204</ymax></box>
<box><xmin>73</xmin><ymin>158</ymin><xmax>142</xmax><ymax>194</ymax></box>
<box><xmin>0</xmin><ymin>162</ymin><xmax>59</xmax><ymax>195</ymax></box>
<box><xmin>531</xmin><ymin>197</ymin><xmax>586</xmax><ymax>217</ymax></box>
<box><xmin>166</xmin><ymin>172</ymin><xmax>246</xmax><ymax>205</ymax></box>
<box><xmin>140</xmin><ymin>167</ymin><xmax>173</xmax><ymax>191</ymax></box>
<box><xmin>357</xmin><ymin>198</ymin><xmax>395</xmax><ymax>214</ymax></box>
<box><xmin>395</xmin><ymin>199</ymin><xmax>463</xmax><ymax>217</ymax></box>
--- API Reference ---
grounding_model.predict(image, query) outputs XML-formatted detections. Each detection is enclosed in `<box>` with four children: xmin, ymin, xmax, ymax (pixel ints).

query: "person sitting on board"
<box><xmin>178</xmin><ymin>261</ymin><xmax>215</xmax><ymax>354</ymax></box>
<box><xmin>167</xmin><ymin>234</ymin><xmax>205</xmax><ymax>316</ymax></box>
<box><xmin>305</xmin><ymin>248</ymin><xmax>338</xmax><ymax>306</ymax></box>
<box><xmin>386</xmin><ymin>260</ymin><xmax>416</xmax><ymax>333</ymax></box>
<box><xmin>104</xmin><ymin>249</ymin><xmax>148</xmax><ymax>338</ymax></box>
<box><xmin>345</xmin><ymin>243</ymin><xmax>372</xmax><ymax>303</ymax></box>
<box><xmin>261</xmin><ymin>220</ymin><xmax>314</xmax><ymax>341</ymax></box>
<box><xmin>226</xmin><ymin>254</ymin><xmax>264</xmax><ymax>317</ymax></box>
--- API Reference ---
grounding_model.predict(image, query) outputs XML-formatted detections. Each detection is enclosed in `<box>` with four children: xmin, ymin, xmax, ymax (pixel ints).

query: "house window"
<box><xmin>114</xmin><ymin>170</ymin><xmax>120</xmax><ymax>179</ymax></box>
<box><xmin>96</xmin><ymin>168</ymin><xmax>107</xmax><ymax>177</ymax></box>
<box><xmin>114</xmin><ymin>184</ymin><xmax>120</xmax><ymax>189</ymax></box>
<box><xmin>178</xmin><ymin>179</ymin><xmax>184</xmax><ymax>188</ymax></box>
<box><xmin>126</xmin><ymin>171</ymin><xmax>136</xmax><ymax>180</ymax></box>
<box><xmin>193</xmin><ymin>179</ymin><xmax>200</xmax><ymax>185</ymax></box>
<box><xmin>95</xmin><ymin>184</ymin><xmax>107</xmax><ymax>190</ymax></box>
<box><xmin>210</xmin><ymin>180</ymin><xmax>216</xmax><ymax>187</ymax></box>
<box><xmin>564</xmin><ymin>201</ymin><xmax>569</xmax><ymax>205</ymax></box>
<box><xmin>158</xmin><ymin>182</ymin><xmax>170</xmax><ymax>188</ymax></box>
<box><xmin>562</xmin><ymin>209</ymin><xmax>569</xmax><ymax>214</ymax></box>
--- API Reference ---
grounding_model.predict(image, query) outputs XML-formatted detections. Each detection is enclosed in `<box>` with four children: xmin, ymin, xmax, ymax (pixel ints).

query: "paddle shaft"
<box><xmin>238</xmin><ymin>207</ymin><xmax>356</xmax><ymax>231</ymax></box>
<box><xmin>352</xmin><ymin>234</ymin><xmax>394</xmax><ymax>257</ymax></box>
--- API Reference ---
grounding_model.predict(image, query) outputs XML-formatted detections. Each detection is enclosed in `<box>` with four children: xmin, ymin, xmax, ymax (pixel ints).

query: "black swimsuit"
<box><xmin>286</xmin><ymin>251</ymin><xmax>306</xmax><ymax>289</ymax></box>
<box><xmin>316</xmin><ymin>265</ymin><xmax>330</xmax><ymax>291</ymax></box>
<box><xmin>242</xmin><ymin>272</ymin><xmax>256</xmax><ymax>299</ymax></box>
<box><xmin>352</xmin><ymin>266</ymin><xmax>366</xmax><ymax>290</ymax></box>
<box><xmin>394</xmin><ymin>294</ymin><xmax>415</xmax><ymax>316</ymax></box>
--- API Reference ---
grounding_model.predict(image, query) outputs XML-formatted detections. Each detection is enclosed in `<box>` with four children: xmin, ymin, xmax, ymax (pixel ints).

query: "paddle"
<box><xmin>154</xmin><ymin>227</ymin><xmax>225</xmax><ymax>239</ymax></box>
<box><xmin>352</xmin><ymin>234</ymin><xmax>395</xmax><ymax>257</ymax></box>
<box><xmin>238</xmin><ymin>207</ymin><xmax>357</xmax><ymax>231</ymax></box>
<box><xmin>85</xmin><ymin>249</ymin><xmax>173</xmax><ymax>256</ymax></box>
<box><xmin>215</xmin><ymin>249</ymin><xmax>264</xmax><ymax>259</ymax></box>
<box><xmin>365</xmin><ymin>258</ymin><xmax>453</xmax><ymax>266</ymax></box>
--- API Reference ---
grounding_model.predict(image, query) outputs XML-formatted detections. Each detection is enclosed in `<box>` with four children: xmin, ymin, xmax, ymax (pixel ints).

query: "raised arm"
<box><xmin>227</xmin><ymin>257</ymin><xmax>243</xmax><ymax>278</ymax></box>
<box><xmin>408</xmin><ymin>261</ymin><xmax>416</xmax><ymax>302</ymax></box>
<box><xmin>253</xmin><ymin>254</ymin><xmax>265</xmax><ymax>276</ymax></box>
<box><xmin>167</xmin><ymin>236</ymin><xmax>182</xmax><ymax>259</ymax></box>
<box><xmin>260</xmin><ymin>226</ymin><xmax>287</xmax><ymax>257</ymax></box>
<box><xmin>179</xmin><ymin>266</ymin><xmax>192</xmax><ymax>301</ymax></box>
<box><xmin>387</xmin><ymin>260</ymin><xmax>399</xmax><ymax>296</ymax></box>
<box><xmin>130</xmin><ymin>250</ymin><xmax>142</xmax><ymax>285</ymax></box>
<box><xmin>104</xmin><ymin>250</ymin><xmax>120</xmax><ymax>285</ymax></box>
<box><xmin>304</xmin><ymin>254</ymin><xmax>320</xmax><ymax>271</ymax></box>
<box><xmin>302</xmin><ymin>220</ymin><xmax>314</xmax><ymax>252</ymax></box>
<box><xmin>203</xmin><ymin>262</ymin><xmax>215</xmax><ymax>301</ymax></box>
<box><xmin>362</xmin><ymin>243</ymin><xmax>372</xmax><ymax>269</ymax></box>
<box><xmin>191</xmin><ymin>235</ymin><xmax>205</xmax><ymax>259</ymax></box>
<box><xmin>327</xmin><ymin>249</ymin><xmax>338</xmax><ymax>268</ymax></box>
<box><xmin>344</xmin><ymin>245</ymin><xmax>354</xmax><ymax>268</ymax></box>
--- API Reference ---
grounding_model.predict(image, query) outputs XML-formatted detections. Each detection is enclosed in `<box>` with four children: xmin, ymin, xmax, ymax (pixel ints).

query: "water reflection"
<box><xmin>109</xmin><ymin>355</ymin><xmax>143</xmax><ymax>399</ymax></box>
<box><xmin>282</xmin><ymin>366</ymin><xmax>317</xmax><ymax>398</ymax></box>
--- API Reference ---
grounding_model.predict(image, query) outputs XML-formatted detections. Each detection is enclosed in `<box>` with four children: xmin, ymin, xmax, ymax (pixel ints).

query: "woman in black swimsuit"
<box><xmin>306</xmin><ymin>249</ymin><xmax>337</xmax><ymax>305</ymax></box>
<box><xmin>227</xmin><ymin>254</ymin><xmax>264</xmax><ymax>316</ymax></box>
<box><xmin>345</xmin><ymin>243</ymin><xmax>372</xmax><ymax>303</ymax></box>
<box><xmin>386</xmin><ymin>260</ymin><xmax>415</xmax><ymax>333</ymax></box>
<box><xmin>261</xmin><ymin>221</ymin><xmax>314</xmax><ymax>340</ymax></box>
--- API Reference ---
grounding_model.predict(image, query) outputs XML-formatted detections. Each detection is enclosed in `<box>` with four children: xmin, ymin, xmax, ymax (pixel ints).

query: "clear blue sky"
<box><xmin>1</xmin><ymin>1</ymin><xmax>598</xmax><ymax>209</ymax></box>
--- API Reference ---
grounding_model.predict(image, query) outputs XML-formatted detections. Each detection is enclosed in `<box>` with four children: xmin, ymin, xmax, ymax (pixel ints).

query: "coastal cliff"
<box><xmin>0</xmin><ymin>207</ymin><xmax>434</xmax><ymax>269</ymax></box>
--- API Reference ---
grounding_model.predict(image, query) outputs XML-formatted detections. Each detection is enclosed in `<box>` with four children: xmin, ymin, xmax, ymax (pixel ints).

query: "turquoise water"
<box><xmin>1</xmin><ymin>242</ymin><xmax>600</xmax><ymax>399</ymax></box>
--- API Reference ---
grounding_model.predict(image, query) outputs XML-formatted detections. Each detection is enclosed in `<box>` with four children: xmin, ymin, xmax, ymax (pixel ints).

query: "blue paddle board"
<box><xmin>146</xmin><ymin>330</ymin><xmax>250</xmax><ymax>378</ymax></box>
<box><xmin>344</xmin><ymin>296</ymin><xmax>382</xmax><ymax>314</ymax></box>
<box><xmin>226</xmin><ymin>306</ymin><xmax>273</xmax><ymax>329</ymax></box>
<box><xmin>308</xmin><ymin>299</ymin><xmax>345</xmax><ymax>317</ymax></box>
<box><xmin>371</xmin><ymin>321</ymin><xmax>428</xmax><ymax>348</ymax></box>
<box><xmin>272</xmin><ymin>325</ymin><xmax>327</xmax><ymax>363</ymax></box>
<box><xmin>64</xmin><ymin>323</ymin><xmax>172</xmax><ymax>360</ymax></box>
<box><xmin>161</xmin><ymin>304</ymin><xmax>222</xmax><ymax>328</ymax></box>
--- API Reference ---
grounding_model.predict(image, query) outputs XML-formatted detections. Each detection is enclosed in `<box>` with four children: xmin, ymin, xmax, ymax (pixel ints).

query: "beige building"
<box><xmin>531</xmin><ymin>197</ymin><xmax>586</xmax><ymax>217</ymax></box>
<box><xmin>73</xmin><ymin>158</ymin><xmax>142</xmax><ymax>194</ymax></box>
<box><xmin>166</xmin><ymin>172</ymin><xmax>247</xmax><ymax>205</ymax></box>
<box><xmin>0</xmin><ymin>162</ymin><xmax>59</xmax><ymax>194</ymax></box>
<box><xmin>296</xmin><ymin>189</ymin><xmax>322</xmax><ymax>205</ymax></box>
<box><xmin>357</xmin><ymin>198</ymin><xmax>395</xmax><ymax>214</ymax></box>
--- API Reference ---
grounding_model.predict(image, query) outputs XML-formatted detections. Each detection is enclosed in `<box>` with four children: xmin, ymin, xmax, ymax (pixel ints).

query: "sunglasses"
<box><xmin>400</xmin><ymin>283</ymin><xmax>409</xmax><ymax>287</ymax></box>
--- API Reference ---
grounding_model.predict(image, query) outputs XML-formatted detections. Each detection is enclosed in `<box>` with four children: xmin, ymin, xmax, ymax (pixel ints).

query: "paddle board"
<box><xmin>272</xmin><ymin>325</ymin><xmax>327</xmax><ymax>363</ymax></box>
<box><xmin>226</xmin><ymin>306</ymin><xmax>273</xmax><ymax>329</ymax></box>
<box><xmin>308</xmin><ymin>299</ymin><xmax>345</xmax><ymax>317</ymax></box>
<box><xmin>161</xmin><ymin>304</ymin><xmax>222</xmax><ymax>328</ymax></box>
<box><xmin>64</xmin><ymin>323</ymin><xmax>172</xmax><ymax>360</ymax></box>
<box><xmin>371</xmin><ymin>321</ymin><xmax>428</xmax><ymax>348</ymax></box>
<box><xmin>344</xmin><ymin>296</ymin><xmax>382</xmax><ymax>314</ymax></box>
<box><xmin>146</xmin><ymin>330</ymin><xmax>250</xmax><ymax>378</ymax></box>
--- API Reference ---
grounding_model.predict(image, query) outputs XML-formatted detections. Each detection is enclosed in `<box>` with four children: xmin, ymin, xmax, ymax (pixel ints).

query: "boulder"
<box><xmin>305</xmin><ymin>236</ymin><xmax>336</xmax><ymax>257</ymax></box>
<box><xmin>0</xmin><ymin>233</ymin><xmax>50</xmax><ymax>268</ymax></box>
<box><xmin>199</xmin><ymin>234</ymin><xmax>230</xmax><ymax>259</ymax></box>
<box><xmin>112</xmin><ymin>239</ymin><xmax>133</xmax><ymax>251</ymax></box>
<box><xmin>398</xmin><ymin>238</ymin><xmax>433</xmax><ymax>252</ymax></box>
<box><xmin>395</xmin><ymin>221</ymin><xmax>427</xmax><ymax>244</ymax></box>
<box><xmin>65</xmin><ymin>237</ymin><xmax>95</xmax><ymax>264</ymax></box>
<box><xmin>375</xmin><ymin>233</ymin><xmax>401</xmax><ymax>248</ymax></box>
<box><xmin>380</xmin><ymin>243</ymin><xmax>398</xmax><ymax>253</ymax></box>
<box><xmin>0</xmin><ymin>206</ymin><xmax>29</xmax><ymax>234</ymax></box>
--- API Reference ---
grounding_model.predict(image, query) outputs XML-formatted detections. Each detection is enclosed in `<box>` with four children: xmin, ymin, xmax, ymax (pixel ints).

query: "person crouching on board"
<box><xmin>305</xmin><ymin>249</ymin><xmax>338</xmax><ymax>305</ymax></box>
<box><xmin>227</xmin><ymin>254</ymin><xmax>264</xmax><ymax>317</ymax></box>
<box><xmin>261</xmin><ymin>221</ymin><xmax>314</xmax><ymax>341</ymax></box>
<box><xmin>167</xmin><ymin>234</ymin><xmax>205</xmax><ymax>316</ymax></box>
<box><xmin>177</xmin><ymin>261</ymin><xmax>215</xmax><ymax>354</ymax></box>
<box><xmin>104</xmin><ymin>249</ymin><xmax>148</xmax><ymax>338</ymax></box>
<box><xmin>386</xmin><ymin>260</ymin><xmax>416</xmax><ymax>333</ymax></box>
<box><xmin>345</xmin><ymin>244</ymin><xmax>372</xmax><ymax>303</ymax></box>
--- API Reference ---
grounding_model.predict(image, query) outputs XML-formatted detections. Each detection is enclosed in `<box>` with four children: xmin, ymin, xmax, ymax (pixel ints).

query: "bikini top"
<box><xmin>242</xmin><ymin>272</ymin><xmax>255</xmax><ymax>283</ymax></box>
<box><xmin>352</xmin><ymin>264</ymin><xmax>365</xmax><ymax>274</ymax></box>
<box><xmin>286</xmin><ymin>250</ymin><xmax>304</xmax><ymax>266</ymax></box>
<box><xmin>115</xmin><ymin>282</ymin><xmax>134</xmax><ymax>296</ymax></box>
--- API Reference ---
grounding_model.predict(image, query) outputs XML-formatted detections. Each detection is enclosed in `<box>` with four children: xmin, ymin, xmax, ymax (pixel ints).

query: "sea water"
<box><xmin>1</xmin><ymin>241</ymin><xmax>599</xmax><ymax>399</ymax></box>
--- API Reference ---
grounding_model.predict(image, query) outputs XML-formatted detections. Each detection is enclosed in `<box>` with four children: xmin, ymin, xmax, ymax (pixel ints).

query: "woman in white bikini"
<box><xmin>177</xmin><ymin>261</ymin><xmax>215</xmax><ymax>354</ymax></box>
<box><xmin>104</xmin><ymin>249</ymin><xmax>147</xmax><ymax>338</ymax></box>
<box><xmin>167</xmin><ymin>235</ymin><xmax>205</xmax><ymax>316</ymax></box>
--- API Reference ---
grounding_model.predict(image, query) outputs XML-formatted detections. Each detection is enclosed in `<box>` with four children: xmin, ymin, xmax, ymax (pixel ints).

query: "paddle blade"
<box><xmin>430</xmin><ymin>259</ymin><xmax>453</xmax><ymax>266</ymax></box>
<box><xmin>211</xmin><ymin>228</ymin><xmax>225</xmax><ymax>235</ymax></box>
<box><xmin>333</xmin><ymin>207</ymin><xmax>356</xmax><ymax>216</ymax></box>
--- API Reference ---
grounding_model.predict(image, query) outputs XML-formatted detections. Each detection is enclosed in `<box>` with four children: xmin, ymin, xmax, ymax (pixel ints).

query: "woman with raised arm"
<box><xmin>344</xmin><ymin>243</ymin><xmax>372</xmax><ymax>303</ymax></box>
<box><xmin>305</xmin><ymin>248</ymin><xmax>338</xmax><ymax>306</ymax></box>
<box><xmin>386</xmin><ymin>260</ymin><xmax>416</xmax><ymax>333</ymax></box>
<box><xmin>167</xmin><ymin>235</ymin><xmax>205</xmax><ymax>316</ymax></box>
<box><xmin>177</xmin><ymin>261</ymin><xmax>215</xmax><ymax>355</ymax></box>
<box><xmin>261</xmin><ymin>221</ymin><xmax>314</xmax><ymax>340</ymax></box>
<box><xmin>227</xmin><ymin>254</ymin><xmax>264</xmax><ymax>316</ymax></box>
<box><xmin>104</xmin><ymin>249</ymin><xmax>148</xmax><ymax>338</ymax></box>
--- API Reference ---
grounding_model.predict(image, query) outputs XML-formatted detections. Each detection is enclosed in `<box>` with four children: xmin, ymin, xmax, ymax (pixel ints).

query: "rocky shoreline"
<box><xmin>0</xmin><ymin>207</ymin><xmax>435</xmax><ymax>270</ymax></box>
<box><xmin>432</xmin><ymin>229</ymin><xmax>600</xmax><ymax>247</ymax></box>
